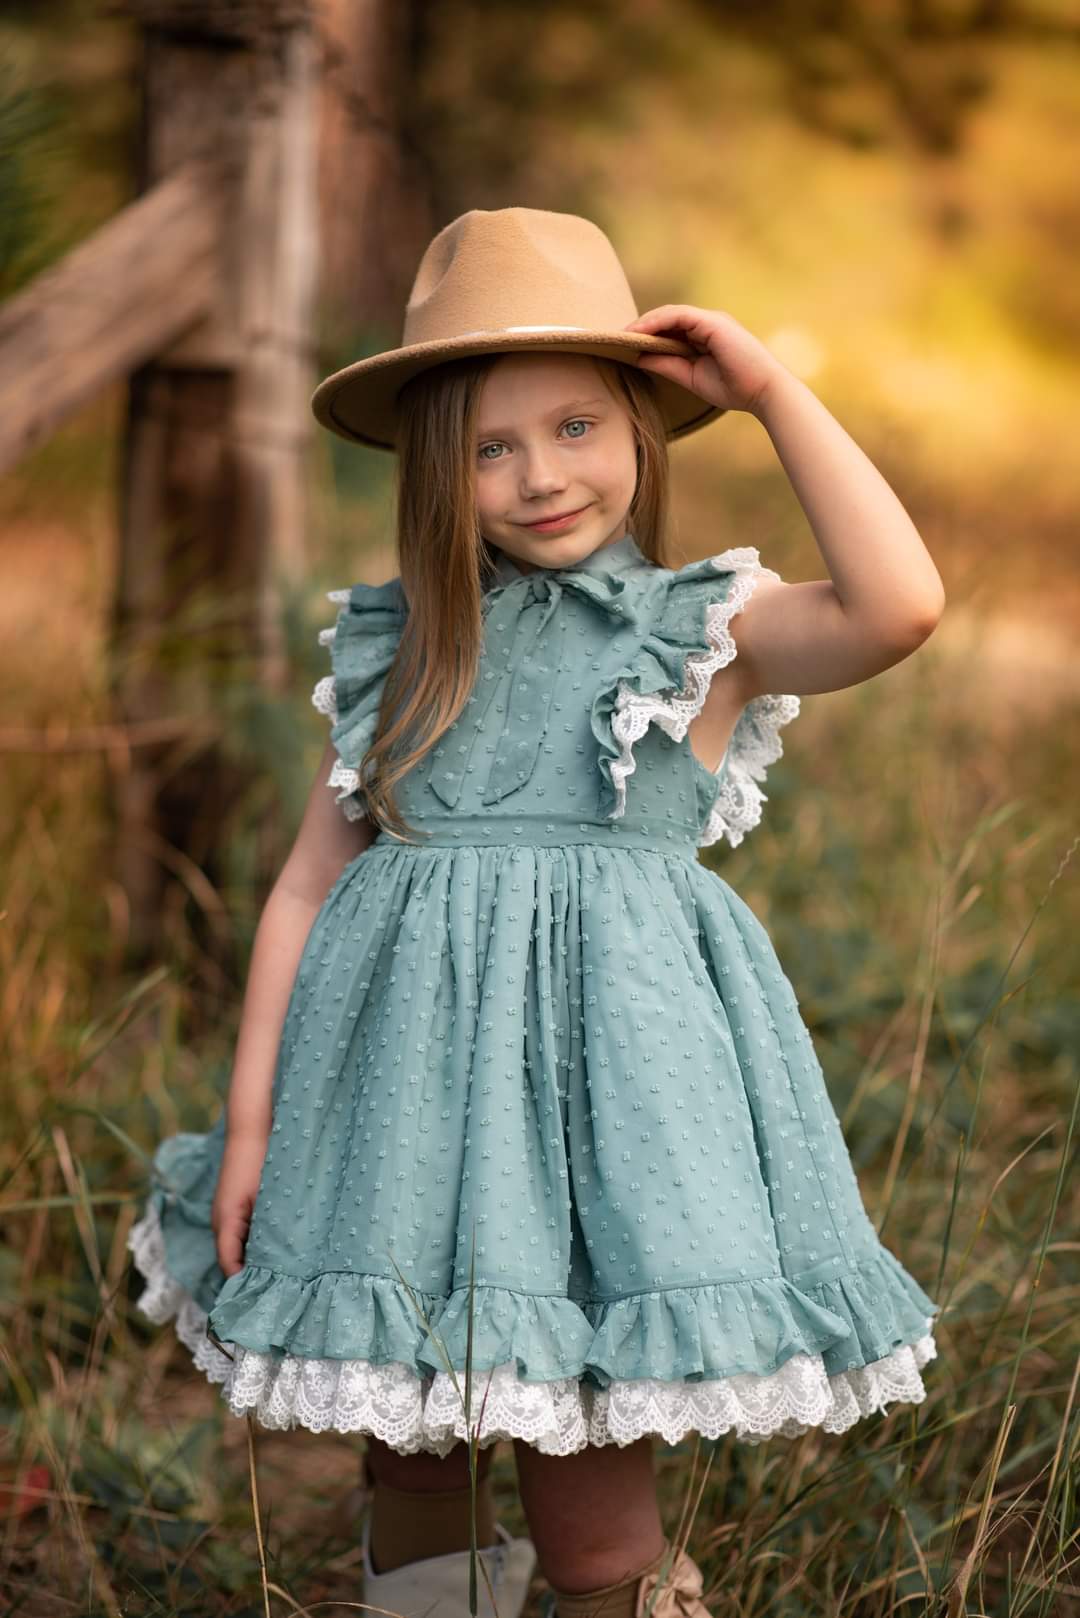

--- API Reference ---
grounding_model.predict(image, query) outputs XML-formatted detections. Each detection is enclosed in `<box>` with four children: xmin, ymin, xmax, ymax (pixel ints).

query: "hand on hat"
<box><xmin>624</xmin><ymin>306</ymin><xmax>788</xmax><ymax>418</ymax></box>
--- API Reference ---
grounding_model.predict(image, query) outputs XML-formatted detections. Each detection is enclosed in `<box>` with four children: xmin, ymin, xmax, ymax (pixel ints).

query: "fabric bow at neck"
<box><xmin>428</xmin><ymin>566</ymin><xmax>646</xmax><ymax>809</ymax></box>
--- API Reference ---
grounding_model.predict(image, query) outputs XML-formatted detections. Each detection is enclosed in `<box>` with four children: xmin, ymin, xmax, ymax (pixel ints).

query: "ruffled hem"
<box><xmin>802</xmin><ymin>1246</ymin><xmax>944</xmax><ymax>1374</ymax></box>
<box><xmin>128</xmin><ymin>1200</ymin><xmax>938</xmax><ymax>1456</ymax></box>
<box><xmin>595</xmin><ymin>547</ymin><xmax>800</xmax><ymax>850</ymax></box>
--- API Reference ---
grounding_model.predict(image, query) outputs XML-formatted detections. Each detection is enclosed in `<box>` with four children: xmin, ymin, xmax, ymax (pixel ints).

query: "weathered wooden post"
<box><xmin>313</xmin><ymin>0</ymin><xmax>437</xmax><ymax>341</ymax></box>
<box><xmin>113</xmin><ymin>0</ymin><xmax>319</xmax><ymax>964</ymax></box>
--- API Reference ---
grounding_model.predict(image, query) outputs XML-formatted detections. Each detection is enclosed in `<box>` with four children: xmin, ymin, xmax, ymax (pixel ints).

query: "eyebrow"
<box><xmin>475</xmin><ymin>395</ymin><xmax>610</xmax><ymax>437</ymax></box>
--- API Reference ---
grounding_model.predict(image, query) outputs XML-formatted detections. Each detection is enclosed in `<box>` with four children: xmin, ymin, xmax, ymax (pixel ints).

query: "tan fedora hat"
<box><xmin>310</xmin><ymin>206</ymin><xmax>726</xmax><ymax>452</ymax></box>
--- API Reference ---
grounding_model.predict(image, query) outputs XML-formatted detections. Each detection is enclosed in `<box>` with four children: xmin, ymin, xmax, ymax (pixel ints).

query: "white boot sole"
<box><xmin>360</xmin><ymin>1513</ymin><xmax>538</xmax><ymax>1618</ymax></box>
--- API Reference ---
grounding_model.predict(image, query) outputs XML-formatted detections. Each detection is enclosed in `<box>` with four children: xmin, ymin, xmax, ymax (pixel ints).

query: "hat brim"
<box><xmin>310</xmin><ymin>329</ymin><xmax>726</xmax><ymax>451</ymax></box>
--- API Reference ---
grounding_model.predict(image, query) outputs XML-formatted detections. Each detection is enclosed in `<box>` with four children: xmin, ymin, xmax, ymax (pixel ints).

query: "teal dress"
<box><xmin>128</xmin><ymin>531</ymin><xmax>940</xmax><ymax>1456</ymax></box>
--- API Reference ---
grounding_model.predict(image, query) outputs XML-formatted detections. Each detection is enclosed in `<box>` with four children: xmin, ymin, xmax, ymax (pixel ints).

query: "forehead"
<box><xmin>476</xmin><ymin>351</ymin><xmax>616</xmax><ymax>422</ymax></box>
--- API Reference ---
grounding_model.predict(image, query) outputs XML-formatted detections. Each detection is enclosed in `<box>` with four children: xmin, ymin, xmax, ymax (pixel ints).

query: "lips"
<box><xmin>521</xmin><ymin>504</ymin><xmax>591</xmax><ymax>529</ymax></box>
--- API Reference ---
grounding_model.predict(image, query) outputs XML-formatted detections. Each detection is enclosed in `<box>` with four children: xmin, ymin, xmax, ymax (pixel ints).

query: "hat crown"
<box><xmin>402</xmin><ymin>207</ymin><xmax>640</xmax><ymax>347</ymax></box>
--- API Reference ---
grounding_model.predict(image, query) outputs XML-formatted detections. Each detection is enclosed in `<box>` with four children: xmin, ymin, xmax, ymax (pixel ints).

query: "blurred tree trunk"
<box><xmin>313</xmin><ymin>0</ymin><xmax>438</xmax><ymax>346</ymax></box>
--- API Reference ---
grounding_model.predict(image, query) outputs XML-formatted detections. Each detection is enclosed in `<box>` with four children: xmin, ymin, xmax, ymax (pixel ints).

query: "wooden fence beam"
<box><xmin>0</xmin><ymin>161</ymin><xmax>226</xmax><ymax>475</ymax></box>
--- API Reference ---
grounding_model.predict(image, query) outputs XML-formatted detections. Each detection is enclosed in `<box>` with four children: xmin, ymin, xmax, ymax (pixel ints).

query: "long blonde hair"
<box><xmin>358</xmin><ymin>353</ymin><xmax>672</xmax><ymax>842</ymax></box>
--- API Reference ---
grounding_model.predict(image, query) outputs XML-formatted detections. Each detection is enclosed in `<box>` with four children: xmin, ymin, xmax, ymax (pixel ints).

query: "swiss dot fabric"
<box><xmin>128</xmin><ymin>531</ymin><xmax>940</xmax><ymax>1454</ymax></box>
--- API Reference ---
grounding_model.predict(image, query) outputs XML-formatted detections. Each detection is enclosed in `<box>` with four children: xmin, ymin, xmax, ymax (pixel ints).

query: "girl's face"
<box><xmin>472</xmin><ymin>352</ymin><xmax>639</xmax><ymax>576</ymax></box>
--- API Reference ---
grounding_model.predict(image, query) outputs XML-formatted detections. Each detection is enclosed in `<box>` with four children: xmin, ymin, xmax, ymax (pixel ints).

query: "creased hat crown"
<box><xmin>403</xmin><ymin>207</ymin><xmax>639</xmax><ymax>345</ymax></box>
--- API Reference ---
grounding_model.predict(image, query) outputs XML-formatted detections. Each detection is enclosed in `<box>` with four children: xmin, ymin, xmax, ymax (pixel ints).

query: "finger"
<box><xmin>634</xmin><ymin>353</ymin><xmax>696</xmax><ymax>388</ymax></box>
<box><xmin>218</xmin><ymin>1242</ymin><xmax>242</xmax><ymax>1277</ymax></box>
<box><xmin>625</xmin><ymin>305</ymin><xmax>705</xmax><ymax>336</ymax></box>
<box><xmin>217</xmin><ymin>1217</ymin><xmax>248</xmax><ymax>1277</ymax></box>
<box><xmin>626</xmin><ymin>304</ymin><xmax>694</xmax><ymax>328</ymax></box>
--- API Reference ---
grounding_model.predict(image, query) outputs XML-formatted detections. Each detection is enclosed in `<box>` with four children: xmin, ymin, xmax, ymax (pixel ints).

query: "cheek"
<box><xmin>472</xmin><ymin>468</ymin><xmax>500</xmax><ymax>511</ymax></box>
<box><xmin>587</xmin><ymin>433</ymin><xmax>635</xmax><ymax>481</ymax></box>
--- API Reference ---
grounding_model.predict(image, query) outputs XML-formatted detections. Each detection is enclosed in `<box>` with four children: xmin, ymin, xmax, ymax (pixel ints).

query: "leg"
<box><xmin>365</xmin><ymin>1434</ymin><xmax>496</xmax><ymax>1491</ymax></box>
<box><xmin>363</xmin><ymin>1436</ymin><xmax>499</xmax><ymax>1572</ymax></box>
<box><xmin>513</xmin><ymin>1436</ymin><xmax>666</xmax><ymax>1593</ymax></box>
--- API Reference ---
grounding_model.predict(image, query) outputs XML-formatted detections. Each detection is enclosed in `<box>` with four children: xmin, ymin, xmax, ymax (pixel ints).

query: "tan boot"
<box><xmin>633</xmin><ymin>1543</ymin><xmax>712</xmax><ymax>1618</ymax></box>
<box><xmin>551</xmin><ymin>1539</ymin><xmax>713</xmax><ymax>1618</ymax></box>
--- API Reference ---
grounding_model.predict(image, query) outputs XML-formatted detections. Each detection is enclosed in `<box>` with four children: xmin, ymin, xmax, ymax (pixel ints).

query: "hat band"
<box><xmin>451</xmin><ymin>324</ymin><xmax>594</xmax><ymax>336</ymax></box>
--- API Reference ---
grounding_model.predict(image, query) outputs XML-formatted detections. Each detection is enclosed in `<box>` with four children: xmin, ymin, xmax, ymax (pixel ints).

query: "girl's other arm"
<box><xmin>225</xmin><ymin>739</ymin><xmax>376</xmax><ymax>1140</ymax></box>
<box><xmin>727</xmin><ymin>370</ymin><xmax>946</xmax><ymax>701</ymax></box>
<box><xmin>214</xmin><ymin>741</ymin><xmax>374</xmax><ymax>1274</ymax></box>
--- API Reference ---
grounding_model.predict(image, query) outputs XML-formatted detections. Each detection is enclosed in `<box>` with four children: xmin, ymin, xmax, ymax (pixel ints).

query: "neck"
<box><xmin>491</xmin><ymin>528</ymin><xmax>636</xmax><ymax>581</ymax></box>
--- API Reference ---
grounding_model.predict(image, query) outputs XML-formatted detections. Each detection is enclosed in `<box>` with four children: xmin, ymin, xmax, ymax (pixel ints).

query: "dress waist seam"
<box><xmin>371</xmin><ymin>816</ymin><xmax>703</xmax><ymax>855</ymax></box>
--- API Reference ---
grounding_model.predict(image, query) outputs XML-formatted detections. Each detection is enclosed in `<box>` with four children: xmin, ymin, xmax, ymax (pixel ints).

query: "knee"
<box><xmin>365</xmin><ymin>1437</ymin><xmax>494</xmax><ymax>1492</ymax></box>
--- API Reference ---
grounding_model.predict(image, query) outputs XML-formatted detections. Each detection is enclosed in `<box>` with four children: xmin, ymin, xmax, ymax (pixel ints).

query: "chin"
<box><xmin>526</xmin><ymin>542</ymin><xmax>594</xmax><ymax>572</ymax></box>
<box><xmin>523</xmin><ymin>523</ymin><xmax>609</xmax><ymax>560</ymax></box>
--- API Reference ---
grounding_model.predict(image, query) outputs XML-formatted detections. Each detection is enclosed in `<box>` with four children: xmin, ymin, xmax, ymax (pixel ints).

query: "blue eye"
<box><xmin>477</xmin><ymin>419</ymin><xmax>591</xmax><ymax>462</ymax></box>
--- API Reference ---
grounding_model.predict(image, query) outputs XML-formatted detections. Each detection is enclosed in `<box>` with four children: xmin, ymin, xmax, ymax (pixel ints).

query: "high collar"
<box><xmin>435</xmin><ymin>529</ymin><xmax>650</xmax><ymax>813</ymax></box>
<box><xmin>487</xmin><ymin>530</ymin><xmax>646</xmax><ymax>590</ymax></box>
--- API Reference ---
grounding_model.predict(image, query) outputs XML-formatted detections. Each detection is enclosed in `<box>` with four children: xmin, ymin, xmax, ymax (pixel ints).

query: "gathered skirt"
<box><xmin>129</xmin><ymin>840</ymin><xmax>939</xmax><ymax>1454</ymax></box>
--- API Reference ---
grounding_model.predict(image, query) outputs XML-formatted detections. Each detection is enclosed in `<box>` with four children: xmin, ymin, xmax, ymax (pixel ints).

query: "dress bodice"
<box><xmin>312</xmin><ymin>531</ymin><xmax>801</xmax><ymax>852</ymax></box>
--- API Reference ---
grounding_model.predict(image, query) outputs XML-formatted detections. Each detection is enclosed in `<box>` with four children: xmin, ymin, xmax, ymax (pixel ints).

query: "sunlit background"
<box><xmin>1</xmin><ymin>2</ymin><xmax>1077</xmax><ymax>1614</ymax></box>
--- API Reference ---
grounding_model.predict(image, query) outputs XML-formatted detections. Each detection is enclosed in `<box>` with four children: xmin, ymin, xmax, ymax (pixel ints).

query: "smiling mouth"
<box><xmin>520</xmin><ymin>504</ymin><xmax>591</xmax><ymax>528</ymax></box>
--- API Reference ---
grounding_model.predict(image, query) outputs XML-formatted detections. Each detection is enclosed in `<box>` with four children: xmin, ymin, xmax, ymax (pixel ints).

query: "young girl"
<box><xmin>128</xmin><ymin>206</ymin><xmax>945</xmax><ymax>1618</ymax></box>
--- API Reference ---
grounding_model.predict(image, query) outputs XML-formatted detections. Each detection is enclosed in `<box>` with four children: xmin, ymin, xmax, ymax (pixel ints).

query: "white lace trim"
<box><xmin>311</xmin><ymin>673</ymin><xmax>338</xmax><ymax>716</ymax></box>
<box><xmin>311</xmin><ymin>587</ymin><xmax>366</xmax><ymax>820</ymax></box>
<box><xmin>128</xmin><ymin>1201</ymin><xmax>937</xmax><ymax>1457</ymax></box>
<box><xmin>608</xmin><ymin>547</ymin><xmax>801</xmax><ymax>850</ymax></box>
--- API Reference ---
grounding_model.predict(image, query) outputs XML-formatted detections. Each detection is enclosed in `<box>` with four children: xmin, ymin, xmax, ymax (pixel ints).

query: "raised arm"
<box><xmin>719</xmin><ymin>370</ymin><xmax>944</xmax><ymax>700</ymax></box>
<box><xmin>627</xmin><ymin>306</ymin><xmax>946</xmax><ymax>702</ymax></box>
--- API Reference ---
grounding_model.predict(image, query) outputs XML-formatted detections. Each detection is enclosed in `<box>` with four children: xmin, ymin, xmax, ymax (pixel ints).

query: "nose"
<box><xmin>519</xmin><ymin>441</ymin><xmax>568</xmax><ymax>498</ymax></box>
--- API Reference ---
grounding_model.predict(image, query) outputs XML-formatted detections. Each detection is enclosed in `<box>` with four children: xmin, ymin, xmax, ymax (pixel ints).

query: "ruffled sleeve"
<box><xmin>310</xmin><ymin>578</ymin><xmax>406</xmax><ymax>821</ymax></box>
<box><xmin>593</xmin><ymin>546</ymin><xmax>801</xmax><ymax>850</ymax></box>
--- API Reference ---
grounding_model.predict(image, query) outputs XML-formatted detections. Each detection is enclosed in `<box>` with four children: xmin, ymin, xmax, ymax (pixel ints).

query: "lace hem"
<box><xmin>608</xmin><ymin>547</ymin><xmax>800</xmax><ymax>850</ymax></box>
<box><xmin>128</xmin><ymin>1201</ymin><xmax>937</xmax><ymax>1456</ymax></box>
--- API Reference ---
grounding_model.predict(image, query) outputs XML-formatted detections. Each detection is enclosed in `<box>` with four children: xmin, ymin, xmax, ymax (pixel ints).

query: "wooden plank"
<box><xmin>0</xmin><ymin>160</ymin><xmax>225</xmax><ymax>474</ymax></box>
<box><xmin>230</xmin><ymin>20</ymin><xmax>320</xmax><ymax>597</ymax></box>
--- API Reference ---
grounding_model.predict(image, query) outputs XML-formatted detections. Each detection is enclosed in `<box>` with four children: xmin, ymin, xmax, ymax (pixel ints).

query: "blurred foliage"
<box><xmin>0</xmin><ymin>50</ymin><xmax>61</xmax><ymax>294</ymax></box>
<box><xmin>0</xmin><ymin>0</ymin><xmax>136</xmax><ymax>298</ymax></box>
<box><xmin>397</xmin><ymin>0</ymin><xmax>1080</xmax><ymax>197</ymax></box>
